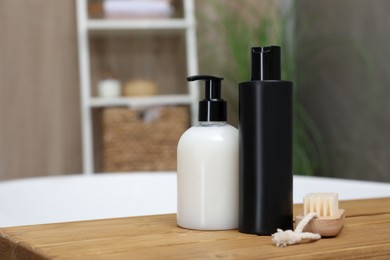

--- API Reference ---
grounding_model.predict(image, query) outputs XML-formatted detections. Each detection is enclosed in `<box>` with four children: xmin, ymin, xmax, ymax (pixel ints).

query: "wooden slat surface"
<box><xmin>0</xmin><ymin>0</ymin><xmax>82</xmax><ymax>181</ymax></box>
<box><xmin>1</xmin><ymin>198</ymin><xmax>389</xmax><ymax>259</ymax></box>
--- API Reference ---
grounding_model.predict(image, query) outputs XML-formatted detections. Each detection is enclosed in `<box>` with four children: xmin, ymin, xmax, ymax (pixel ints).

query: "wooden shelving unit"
<box><xmin>76</xmin><ymin>0</ymin><xmax>199</xmax><ymax>174</ymax></box>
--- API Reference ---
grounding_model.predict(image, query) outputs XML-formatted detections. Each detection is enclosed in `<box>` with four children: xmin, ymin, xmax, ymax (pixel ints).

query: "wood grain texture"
<box><xmin>1</xmin><ymin>198</ymin><xmax>389</xmax><ymax>259</ymax></box>
<box><xmin>295</xmin><ymin>209</ymin><xmax>345</xmax><ymax>237</ymax></box>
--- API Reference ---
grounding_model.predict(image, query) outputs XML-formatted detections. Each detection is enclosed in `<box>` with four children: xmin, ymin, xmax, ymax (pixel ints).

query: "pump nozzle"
<box><xmin>187</xmin><ymin>75</ymin><xmax>227</xmax><ymax>122</ymax></box>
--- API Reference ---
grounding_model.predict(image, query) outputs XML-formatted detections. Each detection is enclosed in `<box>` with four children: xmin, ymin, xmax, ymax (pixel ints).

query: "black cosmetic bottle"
<box><xmin>238</xmin><ymin>46</ymin><xmax>293</xmax><ymax>235</ymax></box>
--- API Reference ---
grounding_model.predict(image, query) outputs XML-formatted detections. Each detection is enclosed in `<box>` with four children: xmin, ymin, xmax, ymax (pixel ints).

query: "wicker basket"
<box><xmin>100</xmin><ymin>106</ymin><xmax>189</xmax><ymax>172</ymax></box>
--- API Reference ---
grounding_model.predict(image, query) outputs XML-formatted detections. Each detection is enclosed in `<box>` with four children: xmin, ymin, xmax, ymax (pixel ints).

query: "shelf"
<box><xmin>77</xmin><ymin>0</ymin><xmax>198</xmax><ymax>174</ymax></box>
<box><xmin>87</xmin><ymin>19</ymin><xmax>190</xmax><ymax>31</ymax></box>
<box><xmin>89</xmin><ymin>95</ymin><xmax>192</xmax><ymax>108</ymax></box>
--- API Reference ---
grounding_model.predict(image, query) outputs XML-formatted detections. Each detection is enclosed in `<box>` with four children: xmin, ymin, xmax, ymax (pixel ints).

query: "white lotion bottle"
<box><xmin>177</xmin><ymin>75</ymin><xmax>239</xmax><ymax>230</ymax></box>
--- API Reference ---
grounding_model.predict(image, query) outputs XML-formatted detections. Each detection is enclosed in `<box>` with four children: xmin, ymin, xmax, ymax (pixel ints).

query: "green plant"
<box><xmin>201</xmin><ymin>0</ymin><xmax>328</xmax><ymax>175</ymax></box>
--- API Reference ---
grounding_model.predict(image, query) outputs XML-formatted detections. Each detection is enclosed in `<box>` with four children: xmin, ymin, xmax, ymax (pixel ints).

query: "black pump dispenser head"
<box><xmin>251</xmin><ymin>46</ymin><xmax>281</xmax><ymax>81</ymax></box>
<box><xmin>187</xmin><ymin>75</ymin><xmax>227</xmax><ymax>122</ymax></box>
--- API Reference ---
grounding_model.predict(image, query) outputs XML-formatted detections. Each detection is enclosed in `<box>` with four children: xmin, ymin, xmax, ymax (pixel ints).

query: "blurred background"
<box><xmin>0</xmin><ymin>0</ymin><xmax>389</xmax><ymax>182</ymax></box>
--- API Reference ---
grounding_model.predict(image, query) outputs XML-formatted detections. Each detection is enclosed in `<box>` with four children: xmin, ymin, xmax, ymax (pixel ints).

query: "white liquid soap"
<box><xmin>177</xmin><ymin>75</ymin><xmax>239</xmax><ymax>230</ymax></box>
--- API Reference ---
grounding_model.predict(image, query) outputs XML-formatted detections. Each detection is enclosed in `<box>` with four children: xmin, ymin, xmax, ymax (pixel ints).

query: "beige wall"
<box><xmin>0</xmin><ymin>0</ymin><xmax>82</xmax><ymax>180</ymax></box>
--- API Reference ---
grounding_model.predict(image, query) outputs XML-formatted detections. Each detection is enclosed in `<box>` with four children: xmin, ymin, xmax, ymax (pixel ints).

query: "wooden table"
<box><xmin>1</xmin><ymin>198</ymin><xmax>389</xmax><ymax>259</ymax></box>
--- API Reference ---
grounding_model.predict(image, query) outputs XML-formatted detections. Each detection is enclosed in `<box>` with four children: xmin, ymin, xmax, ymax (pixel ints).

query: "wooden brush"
<box><xmin>295</xmin><ymin>193</ymin><xmax>345</xmax><ymax>237</ymax></box>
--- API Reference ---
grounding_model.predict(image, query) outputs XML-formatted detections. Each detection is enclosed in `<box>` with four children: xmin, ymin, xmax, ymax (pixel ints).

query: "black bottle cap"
<box><xmin>187</xmin><ymin>75</ymin><xmax>227</xmax><ymax>122</ymax></box>
<box><xmin>251</xmin><ymin>46</ymin><xmax>281</xmax><ymax>81</ymax></box>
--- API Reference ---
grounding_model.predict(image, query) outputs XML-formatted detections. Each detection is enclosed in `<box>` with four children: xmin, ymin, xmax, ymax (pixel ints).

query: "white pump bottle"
<box><xmin>177</xmin><ymin>75</ymin><xmax>239</xmax><ymax>230</ymax></box>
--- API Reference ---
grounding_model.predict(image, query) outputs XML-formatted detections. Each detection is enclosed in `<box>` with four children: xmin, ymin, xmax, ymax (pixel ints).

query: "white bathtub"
<box><xmin>0</xmin><ymin>172</ymin><xmax>389</xmax><ymax>227</ymax></box>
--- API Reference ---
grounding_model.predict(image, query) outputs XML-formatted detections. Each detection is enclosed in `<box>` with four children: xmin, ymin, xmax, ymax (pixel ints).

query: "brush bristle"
<box><xmin>303</xmin><ymin>193</ymin><xmax>339</xmax><ymax>217</ymax></box>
